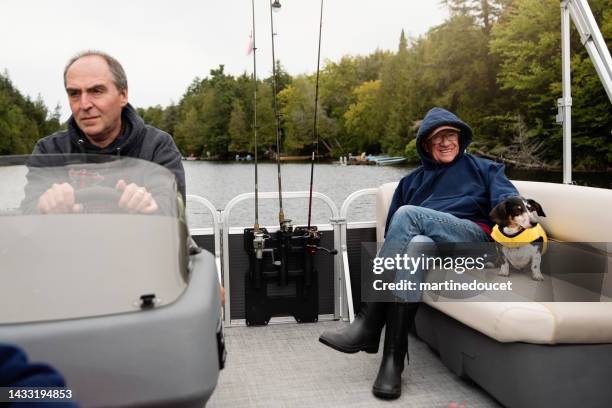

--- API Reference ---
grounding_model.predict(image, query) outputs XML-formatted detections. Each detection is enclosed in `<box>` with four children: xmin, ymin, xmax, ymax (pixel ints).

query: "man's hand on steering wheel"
<box><xmin>37</xmin><ymin>183</ymin><xmax>82</xmax><ymax>214</ymax></box>
<box><xmin>116</xmin><ymin>179</ymin><xmax>158</xmax><ymax>214</ymax></box>
<box><xmin>38</xmin><ymin>180</ymin><xmax>158</xmax><ymax>214</ymax></box>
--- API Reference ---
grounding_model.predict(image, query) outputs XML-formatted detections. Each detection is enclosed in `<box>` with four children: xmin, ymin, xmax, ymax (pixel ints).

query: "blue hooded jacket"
<box><xmin>385</xmin><ymin>107</ymin><xmax>518</xmax><ymax>235</ymax></box>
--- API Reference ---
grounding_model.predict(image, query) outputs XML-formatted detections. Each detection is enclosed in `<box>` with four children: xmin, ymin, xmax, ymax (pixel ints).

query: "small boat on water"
<box><xmin>374</xmin><ymin>156</ymin><xmax>406</xmax><ymax>166</ymax></box>
<box><xmin>363</xmin><ymin>155</ymin><xmax>407</xmax><ymax>165</ymax></box>
<box><xmin>344</xmin><ymin>154</ymin><xmax>406</xmax><ymax>166</ymax></box>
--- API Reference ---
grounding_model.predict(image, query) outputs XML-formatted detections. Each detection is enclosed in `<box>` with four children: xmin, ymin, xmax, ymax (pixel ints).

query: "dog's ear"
<box><xmin>489</xmin><ymin>201</ymin><xmax>507</xmax><ymax>226</ymax></box>
<box><xmin>526</xmin><ymin>199</ymin><xmax>546</xmax><ymax>217</ymax></box>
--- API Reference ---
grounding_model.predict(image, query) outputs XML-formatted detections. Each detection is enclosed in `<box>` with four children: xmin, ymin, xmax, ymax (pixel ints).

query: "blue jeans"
<box><xmin>379</xmin><ymin>205</ymin><xmax>490</xmax><ymax>302</ymax></box>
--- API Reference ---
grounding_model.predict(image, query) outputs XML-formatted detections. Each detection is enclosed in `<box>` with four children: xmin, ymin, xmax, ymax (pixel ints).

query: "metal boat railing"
<box><xmin>220</xmin><ymin>191</ymin><xmax>340</xmax><ymax>326</ymax></box>
<box><xmin>339</xmin><ymin>188</ymin><xmax>378</xmax><ymax>323</ymax></box>
<box><xmin>187</xmin><ymin>188</ymin><xmax>384</xmax><ymax>326</ymax></box>
<box><xmin>186</xmin><ymin>195</ymin><xmax>222</xmax><ymax>283</ymax></box>
<box><xmin>187</xmin><ymin>188</ymin><xmax>383</xmax><ymax>327</ymax></box>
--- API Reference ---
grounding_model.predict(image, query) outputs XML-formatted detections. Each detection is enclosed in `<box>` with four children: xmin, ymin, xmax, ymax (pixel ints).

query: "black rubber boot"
<box><xmin>319</xmin><ymin>302</ymin><xmax>387</xmax><ymax>354</ymax></box>
<box><xmin>372</xmin><ymin>302</ymin><xmax>419</xmax><ymax>400</ymax></box>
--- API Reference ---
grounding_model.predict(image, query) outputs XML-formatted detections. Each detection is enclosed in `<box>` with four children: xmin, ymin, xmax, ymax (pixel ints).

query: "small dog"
<box><xmin>489</xmin><ymin>197</ymin><xmax>548</xmax><ymax>280</ymax></box>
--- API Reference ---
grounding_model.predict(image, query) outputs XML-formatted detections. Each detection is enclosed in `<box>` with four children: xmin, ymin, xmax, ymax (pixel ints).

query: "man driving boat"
<box><xmin>29</xmin><ymin>51</ymin><xmax>185</xmax><ymax>214</ymax></box>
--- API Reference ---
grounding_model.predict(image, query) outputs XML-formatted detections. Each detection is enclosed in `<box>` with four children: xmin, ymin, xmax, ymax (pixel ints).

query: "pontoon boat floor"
<box><xmin>208</xmin><ymin>321</ymin><xmax>500</xmax><ymax>407</ymax></box>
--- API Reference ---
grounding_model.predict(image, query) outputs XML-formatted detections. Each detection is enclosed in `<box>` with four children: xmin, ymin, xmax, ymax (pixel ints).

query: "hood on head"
<box><xmin>415</xmin><ymin>107</ymin><xmax>473</xmax><ymax>168</ymax></box>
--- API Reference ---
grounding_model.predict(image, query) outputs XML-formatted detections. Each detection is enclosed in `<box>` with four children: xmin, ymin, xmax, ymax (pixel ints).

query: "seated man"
<box><xmin>319</xmin><ymin>107</ymin><xmax>518</xmax><ymax>400</ymax></box>
<box><xmin>29</xmin><ymin>50</ymin><xmax>185</xmax><ymax>214</ymax></box>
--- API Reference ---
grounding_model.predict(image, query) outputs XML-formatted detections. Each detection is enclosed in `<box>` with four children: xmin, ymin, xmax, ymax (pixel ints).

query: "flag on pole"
<box><xmin>246</xmin><ymin>30</ymin><xmax>254</xmax><ymax>55</ymax></box>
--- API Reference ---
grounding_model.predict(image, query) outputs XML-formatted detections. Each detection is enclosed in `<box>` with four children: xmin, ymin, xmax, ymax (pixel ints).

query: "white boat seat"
<box><xmin>376</xmin><ymin>180</ymin><xmax>612</xmax><ymax>344</ymax></box>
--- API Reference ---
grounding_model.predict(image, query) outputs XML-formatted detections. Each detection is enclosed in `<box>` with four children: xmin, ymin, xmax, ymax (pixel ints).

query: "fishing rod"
<box><xmin>251</xmin><ymin>0</ymin><xmax>260</xmax><ymax>233</ymax></box>
<box><xmin>302</xmin><ymin>0</ymin><xmax>337</xmax><ymax>259</ymax></box>
<box><xmin>269</xmin><ymin>0</ymin><xmax>288</xmax><ymax>230</ymax></box>
<box><xmin>306</xmin><ymin>0</ymin><xmax>324</xmax><ymax>232</ymax></box>
<box><xmin>250</xmin><ymin>0</ymin><xmax>266</xmax><ymax>262</ymax></box>
<box><xmin>242</xmin><ymin>0</ymin><xmax>336</xmax><ymax>326</ymax></box>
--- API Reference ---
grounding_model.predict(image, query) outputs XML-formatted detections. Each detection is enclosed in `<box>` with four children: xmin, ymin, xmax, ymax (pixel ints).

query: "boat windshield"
<box><xmin>0</xmin><ymin>154</ymin><xmax>180</xmax><ymax>217</ymax></box>
<box><xmin>0</xmin><ymin>154</ymin><xmax>188</xmax><ymax>324</ymax></box>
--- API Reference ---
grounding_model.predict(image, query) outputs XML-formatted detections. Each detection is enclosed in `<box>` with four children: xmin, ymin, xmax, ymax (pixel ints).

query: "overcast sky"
<box><xmin>1</xmin><ymin>1</ymin><xmax>448</xmax><ymax>121</ymax></box>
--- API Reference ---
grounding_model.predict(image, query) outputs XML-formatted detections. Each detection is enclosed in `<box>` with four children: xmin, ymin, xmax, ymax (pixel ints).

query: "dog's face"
<box><xmin>490</xmin><ymin>197</ymin><xmax>546</xmax><ymax>230</ymax></box>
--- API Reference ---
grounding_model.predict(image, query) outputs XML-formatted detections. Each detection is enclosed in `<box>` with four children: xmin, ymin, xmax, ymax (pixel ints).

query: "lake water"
<box><xmin>184</xmin><ymin>161</ymin><xmax>408</xmax><ymax>228</ymax></box>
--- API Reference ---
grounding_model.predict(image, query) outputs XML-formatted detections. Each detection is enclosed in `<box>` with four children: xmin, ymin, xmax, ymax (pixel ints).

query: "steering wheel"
<box><xmin>74</xmin><ymin>186</ymin><xmax>124</xmax><ymax>213</ymax></box>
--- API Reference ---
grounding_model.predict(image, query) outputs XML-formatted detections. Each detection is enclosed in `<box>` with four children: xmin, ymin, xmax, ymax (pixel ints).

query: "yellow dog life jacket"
<box><xmin>491</xmin><ymin>223</ymin><xmax>548</xmax><ymax>253</ymax></box>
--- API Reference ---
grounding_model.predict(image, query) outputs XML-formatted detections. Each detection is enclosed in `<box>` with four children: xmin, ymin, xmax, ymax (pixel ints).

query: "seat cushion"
<box><xmin>422</xmin><ymin>296</ymin><xmax>612</xmax><ymax>344</ymax></box>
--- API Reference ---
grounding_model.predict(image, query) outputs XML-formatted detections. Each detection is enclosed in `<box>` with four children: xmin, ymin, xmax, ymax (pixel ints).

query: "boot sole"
<box><xmin>372</xmin><ymin>387</ymin><xmax>401</xmax><ymax>400</ymax></box>
<box><xmin>318</xmin><ymin>336</ymin><xmax>379</xmax><ymax>354</ymax></box>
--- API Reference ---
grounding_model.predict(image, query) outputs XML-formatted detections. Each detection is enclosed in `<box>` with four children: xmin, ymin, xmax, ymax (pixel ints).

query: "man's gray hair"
<box><xmin>63</xmin><ymin>50</ymin><xmax>128</xmax><ymax>92</ymax></box>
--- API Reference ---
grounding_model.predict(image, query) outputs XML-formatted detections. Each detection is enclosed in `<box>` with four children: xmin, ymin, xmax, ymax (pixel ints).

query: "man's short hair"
<box><xmin>63</xmin><ymin>50</ymin><xmax>128</xmax><ymax>92</ymax></box>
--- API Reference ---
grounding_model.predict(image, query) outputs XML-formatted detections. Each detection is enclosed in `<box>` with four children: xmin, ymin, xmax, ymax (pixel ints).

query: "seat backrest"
<box><xmin>510</xmin><ymin>181</ymin><xmax>612</xmax><ymax>242</ymax></box>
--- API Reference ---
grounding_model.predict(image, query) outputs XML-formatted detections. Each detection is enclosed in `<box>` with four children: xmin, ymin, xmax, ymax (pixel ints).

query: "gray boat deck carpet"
<box><xmin>208</xmin><ymin>321</ymin><xmax>500</xmax><ymax>407</ymax></box>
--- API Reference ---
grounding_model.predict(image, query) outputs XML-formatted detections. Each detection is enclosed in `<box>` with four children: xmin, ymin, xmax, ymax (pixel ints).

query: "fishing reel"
<box><xmin>302</xmin><ymin>226</ymin><xmax>338</xmax><ymax>257</ymax></box>
<box><xmin>252</xmin><ymin>229</ymin><xmax>267</xmax><ymax>260</ymax></box>
<box><xmin>280</xmin><ymin>218</ymin><xmax>293</xmax><ymax>233</ymax></box>
<box><xmin>295</xmin><ymin>226</ymin><xmax>338</xmax><ymax>257</ymax></box>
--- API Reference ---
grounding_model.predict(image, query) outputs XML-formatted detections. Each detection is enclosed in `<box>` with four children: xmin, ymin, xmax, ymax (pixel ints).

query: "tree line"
<box><xmin>1</xmin><ymin>0</ymin><xmax>611</xmax><ymax>170</ymax></box>
<box><xmin>0</xmin><ymin>72</ymin><xmax>61</xmax><ymax>155</ymax></box>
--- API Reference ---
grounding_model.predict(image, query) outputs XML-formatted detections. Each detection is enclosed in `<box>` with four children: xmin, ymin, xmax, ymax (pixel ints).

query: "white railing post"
<box><xmin>558</xmin><ymin>1</ymin><xmax>573</xmax><ymax>185</ymax></box>
<box><xmin>339</xmin><ymin>188</ymin><xmax>378</xmax><ymax>323</ymax></box>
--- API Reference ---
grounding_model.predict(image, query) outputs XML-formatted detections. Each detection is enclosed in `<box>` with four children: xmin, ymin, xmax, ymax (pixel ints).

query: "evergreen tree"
<box><xmin>0</xmin><ymin>72</ymin><xmax>60</xmax><ymax>155</ymax></box>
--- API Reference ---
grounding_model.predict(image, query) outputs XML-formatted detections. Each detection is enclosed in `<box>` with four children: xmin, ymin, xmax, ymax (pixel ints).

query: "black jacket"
<box><xmin>33</xmin><ymin>104</ymin><xmax>185</xmax><ymax>198</ymax></box>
